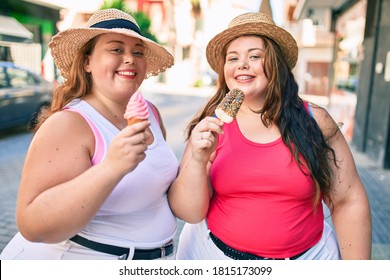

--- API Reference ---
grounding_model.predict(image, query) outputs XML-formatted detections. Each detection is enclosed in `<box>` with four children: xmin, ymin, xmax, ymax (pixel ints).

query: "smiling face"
<box><xmin>84</xmin><ymin>33</ymin><xmax>147</xmax><ymax>102</ymax></box>
<box><xmin>224</xmin><ymin>36</ymin><xmax>269</xmax><ymax>104</ymax></box>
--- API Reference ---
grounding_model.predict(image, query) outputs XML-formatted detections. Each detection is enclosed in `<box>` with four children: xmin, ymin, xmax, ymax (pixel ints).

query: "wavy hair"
<box><xmin>186</xmin><ymin>35</ymin><xmax>338</xmax><ymax>209</ymax></box>
<box><xmin>34</xmin><ymin>37</ymin><xmax>98</xmax><ymax>131</ymax></box>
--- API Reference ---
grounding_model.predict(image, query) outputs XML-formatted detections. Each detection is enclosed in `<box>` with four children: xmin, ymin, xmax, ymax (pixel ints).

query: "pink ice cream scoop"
<box><xmin>124</xmin><ymin>91</ymin><xmax>150</xmax><ymax>125</ymax></box>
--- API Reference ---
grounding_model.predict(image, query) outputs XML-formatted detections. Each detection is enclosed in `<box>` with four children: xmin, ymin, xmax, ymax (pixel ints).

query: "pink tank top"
<box><xmin>207</xmin><ymin>118</ymin><xmax>323</xmax><ymax>258</ymax></box>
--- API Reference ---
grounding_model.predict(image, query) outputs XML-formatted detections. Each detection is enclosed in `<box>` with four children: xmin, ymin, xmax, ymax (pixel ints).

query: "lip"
<box><xmin>234</xmin><ymin>74</ymin><xmax>255</xmax><ymax>82</ymax></box>
<box><xmin>116</xmin><ymin>69</ymin><xmax>137</xmax><ymax>79</ymax></box>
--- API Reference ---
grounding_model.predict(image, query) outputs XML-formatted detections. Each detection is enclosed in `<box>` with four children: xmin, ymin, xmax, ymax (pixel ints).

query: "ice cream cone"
<box><xmin>127</xmin><ymin>117</ymin><xmax>144</xmax><ymax>126</ymax></box>
<box><xmin>124</xmin><ymin>91</ymin><xmax>150</xmax><ymax>125</ymax></box>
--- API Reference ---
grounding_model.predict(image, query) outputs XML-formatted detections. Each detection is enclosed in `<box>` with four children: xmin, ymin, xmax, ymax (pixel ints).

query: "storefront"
<box><xmin>332</xmin><ymin>1</ymin><xmax>366</xmax><ymax>95</ymax></box>
<box><xmin>0</xmin><ymin>0</ymin><xmax>60</xmax><ymax>77</ymax></box>
<box><xmin>353</xmin><ymin>0</ymin><xmax>390</xmax><ymax>168</ymax></box>
<box><xmin>295</xmin><ymin>0</ymin><xmax>390</xmax><ymax>168</ymax></box>
<box><xmin>0</xmin><ymin>15</ymin><xmax>33</xmax><ymax>43</ymax></box>
<box><xmin>328</xmin><ymin>1</ymin><xmax>367</xmax><ymax>142</ymax></box>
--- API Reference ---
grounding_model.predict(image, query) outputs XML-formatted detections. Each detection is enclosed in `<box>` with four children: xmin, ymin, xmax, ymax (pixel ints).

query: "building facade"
<box><xmin>295</xmin><ymin>0</ymin><xmax>390</xmax><ymax>168</ymax></box>
<box><xmin>0</xmin><ymin>0</ymin><xmax>60</xmax><ymax>77</ymax></box>
<box><xmin>352</xmin><ymin>0</ymin><xmax>390</xmax><ymax>168</ymax></box>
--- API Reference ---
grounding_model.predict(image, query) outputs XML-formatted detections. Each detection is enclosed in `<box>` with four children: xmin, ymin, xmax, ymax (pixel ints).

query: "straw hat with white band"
<box><xmin>49</xmin><ymin>9</ymin><xmax>174</xmax><ymax>79</ymax></box>
<box><xmin>206</xmin><ymin>12</ymin><xmax>298</xmax><ymax>72</ymax></box>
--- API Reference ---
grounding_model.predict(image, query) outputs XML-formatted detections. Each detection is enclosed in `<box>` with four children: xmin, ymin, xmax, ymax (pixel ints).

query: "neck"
<box><xmin>240</xmin><ymin>104</ymin><xmax>261</xmax><ymax>115</ymax></box>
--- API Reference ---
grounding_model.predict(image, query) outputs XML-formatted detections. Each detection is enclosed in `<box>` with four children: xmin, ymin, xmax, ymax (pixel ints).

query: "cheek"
<box><xmin>223</xmin><ymin>64</ymin><xmax>233</xmax><ymax>78</ymax></box>
<box><xmin>85</xmin><ymin>56</ymin><xmax>107</xmax><ymax>78</ymax></box>
<box><xmin>137</xmin><ymin>61</ymin><xmax>147</xmax><ymax>79</ymax></box>
<box><xmin>253</xmin><ymin>62</ymin><xmax>266</xmax><ymax>77</ymax></box>
<box><xmin>90</xmin><ymin>67</ymin><xmax>107</xmax><ymax>81</ymax></box>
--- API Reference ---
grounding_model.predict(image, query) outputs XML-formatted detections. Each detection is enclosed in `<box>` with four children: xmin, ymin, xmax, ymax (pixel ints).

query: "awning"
<box><xmin>0</xmin><ymin>15</ymin><xmax>33</xmax><ymax>42</ymax></box>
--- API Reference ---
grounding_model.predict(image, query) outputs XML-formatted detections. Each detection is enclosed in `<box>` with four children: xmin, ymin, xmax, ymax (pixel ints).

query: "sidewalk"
<box><xmin>349</xmin><ymin>146</ymin><xmax>390</xmax><ymax>259</ymax></box>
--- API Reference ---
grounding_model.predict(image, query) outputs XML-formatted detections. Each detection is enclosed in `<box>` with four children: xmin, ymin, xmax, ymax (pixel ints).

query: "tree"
<box><xmin>100</xmin><ymin>0</ymin><xmax>158</xmax><ymax>43</ymax></box>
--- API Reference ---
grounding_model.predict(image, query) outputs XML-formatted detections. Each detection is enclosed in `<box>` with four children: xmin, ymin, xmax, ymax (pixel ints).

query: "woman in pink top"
<box><xmin>169</xmin><ymin>12</ymin><xmax>371</xmax><ymax>260</ymax></box>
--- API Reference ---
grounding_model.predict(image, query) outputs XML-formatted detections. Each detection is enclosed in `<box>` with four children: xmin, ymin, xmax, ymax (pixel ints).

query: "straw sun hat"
<box><xmin>49</xmin><ymin>9</ymin><xmax>174</xmax><ymax>79</ymax></box>
<box><xmin>206</xmin><ymin>12</ymin><xmax>298</xmax><ymax>71</ymax></box>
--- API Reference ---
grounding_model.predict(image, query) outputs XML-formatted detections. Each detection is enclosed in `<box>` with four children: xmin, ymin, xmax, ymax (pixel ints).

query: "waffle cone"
<box><xmin>127</xmin><ymin>117</ymin><xmax>143</xmax><ymax>126</ymax></box>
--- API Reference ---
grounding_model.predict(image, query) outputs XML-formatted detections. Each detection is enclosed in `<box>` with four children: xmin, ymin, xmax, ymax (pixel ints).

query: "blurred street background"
<box><xmin>1</xmin><ymin>81</ymin><xmax>390</xmax><ymax>259</ymax></box>
<box><xmin>1</xmin><ymin>0</ymin><xmax>390</xmax><ymax>259</ymax></box>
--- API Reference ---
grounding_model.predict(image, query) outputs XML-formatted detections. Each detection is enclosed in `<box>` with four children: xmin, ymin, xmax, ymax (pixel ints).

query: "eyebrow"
<box><xmin>249</xmin><ymin>47</ymin><xmax>265</xmax><ymax>52</ymax></box>
<box><xmin>106</xmin><ymin>40</ymin><xmax>145</xmax><ymax>48</ymax></box>
<box><xmin>226</xmin><ymin>47</ymin><xmax>265</xmax><ymax>55</ymax></box>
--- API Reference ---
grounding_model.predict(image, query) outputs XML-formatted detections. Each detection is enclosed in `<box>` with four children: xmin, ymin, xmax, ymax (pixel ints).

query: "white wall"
<box><xmin>295</xmin><ymin>47</ymin><xmax>333</xmax><ymax>95</ymax></box>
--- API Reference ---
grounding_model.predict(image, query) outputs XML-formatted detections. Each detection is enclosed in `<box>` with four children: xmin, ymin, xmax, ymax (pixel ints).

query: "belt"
<box><xmin>70</xmin><ymin>235</ymin><xmax>174</xmax><ymax>260</ymax></box>
<box><xmin>209</xmin><ymin>232</ymin><xmax>309</xmax><ymax>260</ymax></box>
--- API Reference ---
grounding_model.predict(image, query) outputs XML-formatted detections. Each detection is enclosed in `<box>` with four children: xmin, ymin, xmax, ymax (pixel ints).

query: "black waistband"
<box><xmin>209</xmin><ymin>232</ymin><xmax>309</xmax><ymax>260</ymax></box>
<box><xmin>70</xmin><ymin>235</ymin><xmax>174</xmax><ymax>260</ymax></box>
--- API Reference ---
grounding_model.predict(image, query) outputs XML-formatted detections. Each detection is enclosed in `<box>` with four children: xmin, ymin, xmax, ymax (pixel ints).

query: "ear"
<box><xmin>84</xmin><ymin>55</ymin><xmax>91</xmax><ymax>73</ymax></box>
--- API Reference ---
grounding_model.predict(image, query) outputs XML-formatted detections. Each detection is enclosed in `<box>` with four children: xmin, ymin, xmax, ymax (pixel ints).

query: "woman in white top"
<box><xmin>0</xmin><ymin>9</ymin><xmax>178</xmax><ymax>260</ymax></box>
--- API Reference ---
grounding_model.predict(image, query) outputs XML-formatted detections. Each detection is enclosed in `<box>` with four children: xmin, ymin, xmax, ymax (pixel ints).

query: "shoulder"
<box><xmin>34</xmin><ymin>110</ymin><xmax>95</xmax><ymax>152</ymax></box>
<box><xmin>307</xmin><ymin>102</ymin><xmax>339</xmax><ymax>139</ymax></box>
<box><xmin>41</xmin><ymin>109</ymin><xmax>92</xmax><ymax>132</ymax></box>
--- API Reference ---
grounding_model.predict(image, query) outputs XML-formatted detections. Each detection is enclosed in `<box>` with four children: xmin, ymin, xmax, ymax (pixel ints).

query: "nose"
<box><xmin>238</xmin><ymin>60</ymin><xmax>249</xmax><ymax>69</ymax></box>
<box><xmin>124</xmin><ymin>52</ymin><xmax>135</xmax><ymax>64</ymax></box>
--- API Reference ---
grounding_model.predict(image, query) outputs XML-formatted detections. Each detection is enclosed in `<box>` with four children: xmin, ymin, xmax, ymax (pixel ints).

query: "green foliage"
<box><xmin>101</xmin><ymin>0</ymin><xmax>129</xmax><ymax>12</ymax></box>
<box><xmin>130</xmin><ymin>11</ymin><xmax>158</xmax><ymax>42</ymax></box>
<box><xmin>100</xmin><ymin>0</ymin><xmax>159</xmax><ymax>43</ymax></box>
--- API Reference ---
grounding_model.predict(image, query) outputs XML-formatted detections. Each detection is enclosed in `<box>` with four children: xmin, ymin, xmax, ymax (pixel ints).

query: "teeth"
<box><xmin>118</xmin><ymin>71</ymin><xmax>136</xmax><ymax>76</ymax></box>
<box><xmin>236</xmin><ymin>76</ymin><xmax>252</xmax><ymax>80</ymax></box>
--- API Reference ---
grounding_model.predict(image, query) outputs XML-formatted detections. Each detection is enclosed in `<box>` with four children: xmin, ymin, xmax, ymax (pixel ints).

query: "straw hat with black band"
<box><xmin>206</xmin><ymin>12</ymin><xmax>298</xmax><ymax>72</ymax></box>
<box><xmin>49</xmin><ymin>9</ymin><xmax>174</xmax><ymax>80</ymax></box>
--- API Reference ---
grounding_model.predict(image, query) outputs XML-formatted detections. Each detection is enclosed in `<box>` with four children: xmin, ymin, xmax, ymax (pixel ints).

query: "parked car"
<box><xmin>0</xmin><ymin>61</ymin><xmax>53</xmax><ymax>130</ymax></box>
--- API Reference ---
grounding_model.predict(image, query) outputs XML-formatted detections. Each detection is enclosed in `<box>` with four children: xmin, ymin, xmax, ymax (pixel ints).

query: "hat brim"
<box><xmin>49</xmin><ymin>27</ymin><xmax>174</xmax><ymax>80</ymax></box>
<box><xmin>206</xmin><ymin>22</ymin><xmax>298</xmax><ymax>71</ymax></box>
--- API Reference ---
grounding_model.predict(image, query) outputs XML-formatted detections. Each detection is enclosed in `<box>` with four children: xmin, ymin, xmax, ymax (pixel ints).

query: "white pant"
<box><xmin>176</xmin><ymin>220</ymin><xmax>340</xmax><ymax>260</ymax></box>
<box><xmin>0</xmin><ymin>232</ymin><xmax>176</xmax><ymax>260</ymax></box>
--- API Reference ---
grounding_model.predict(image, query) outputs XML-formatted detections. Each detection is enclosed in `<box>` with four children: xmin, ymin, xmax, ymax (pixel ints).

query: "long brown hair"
<box><xmin>34</xmin><ymin>37</ymin><xmax>99</xmax><ymax>131</ymax></box>
<box><xmin>187</xmin><ymin>35</ymin><xmax>338</xmax><ymax>209</ymax></box>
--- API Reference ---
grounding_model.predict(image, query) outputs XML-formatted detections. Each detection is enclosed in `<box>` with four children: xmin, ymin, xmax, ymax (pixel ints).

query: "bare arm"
<box><xmin>168</xmin><ymin>117</ymin><xmax>223</xmax><ymax>223</ymax></box>
<box><xmin>16</xmin><ymin>111</ymin><xmax>150</xmax><ymax>243</ymax></box>
<box><xmin>312</xmin><ymin>105</ymin><xmax>372</xmax><ymax>259</ymax></box>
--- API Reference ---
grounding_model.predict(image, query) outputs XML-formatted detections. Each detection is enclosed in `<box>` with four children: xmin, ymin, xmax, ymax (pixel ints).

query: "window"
<box><xmin>0</xmin><ymin>67</ymin><xmax>8</xmax><ymax>88</ymax></box>
<box><xmin>8</xmin><ymin>67</ymin><xmax>31</xmax><ymax>88</ymax></box>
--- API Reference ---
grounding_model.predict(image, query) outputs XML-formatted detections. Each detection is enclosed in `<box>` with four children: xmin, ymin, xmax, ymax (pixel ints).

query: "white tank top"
<box><xmin>65</xmin><ymin>99</ymin><xmax>178</xmax><ymax>248</ymax></box>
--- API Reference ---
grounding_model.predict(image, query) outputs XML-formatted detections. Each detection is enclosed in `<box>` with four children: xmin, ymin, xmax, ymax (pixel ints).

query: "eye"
<box><xmin>226</xmin><ymin>56</ymin><xmax>238</xmax><ymax>62</ymax></box>
<box><xmin>133</xmin><ymin>50</ymin><xmax>145</xmax><ymax>57</ymax></box>
<box><xmin>111</xmin><ymin>48</ymin><xmax>123</xmax><ymax>54</ymax></box>
<box><xmin>249</xmin><ymin>54</ymin><xmax>261</xmax><ymax>60</ymax></box>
